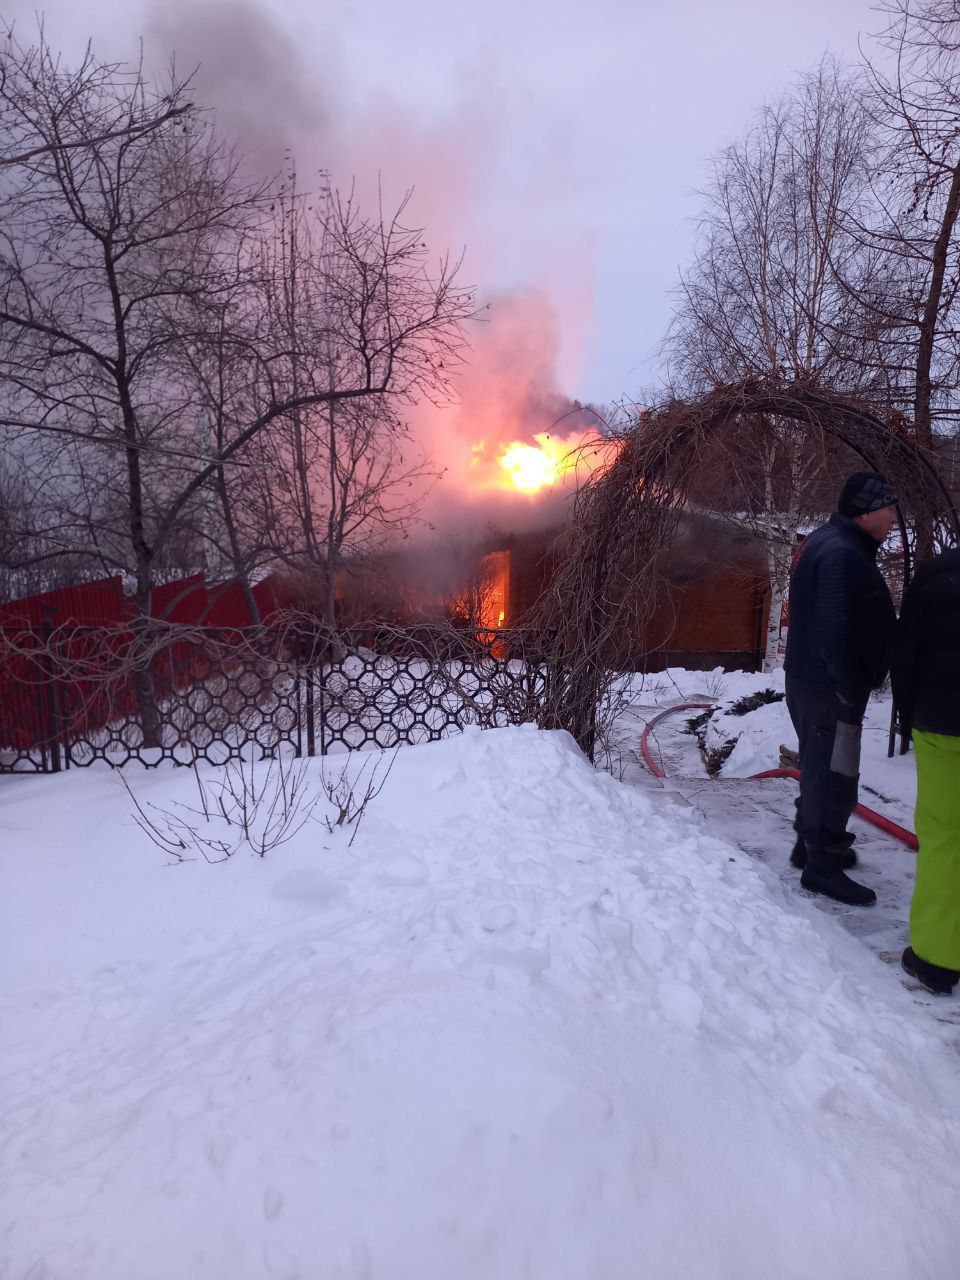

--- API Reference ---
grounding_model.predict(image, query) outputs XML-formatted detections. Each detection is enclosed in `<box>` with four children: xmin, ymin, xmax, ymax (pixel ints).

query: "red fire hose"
<box><xmin>639</xmin><ymin>701</ymin><xmax>918</xmax><ymax>851</ymax></box>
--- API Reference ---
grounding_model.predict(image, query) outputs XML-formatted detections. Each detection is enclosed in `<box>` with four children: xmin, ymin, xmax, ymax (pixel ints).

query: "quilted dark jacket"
<box><xmin>784</xmin><ymin>514</ymin><xmax>896</xmax><ymax>708</ymax></box>
<box><xmin>891</xmin><ymin>549</ymin><xmax>960</xmax><ymax>737</ymax></box>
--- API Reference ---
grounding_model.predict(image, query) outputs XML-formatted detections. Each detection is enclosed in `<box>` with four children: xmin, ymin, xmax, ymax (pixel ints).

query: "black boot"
<box><xmin>790</xmin><ymin>837</ymin><xmax>856</xmax><ymax>871</ymax></box>
<box><xmin>901</xmin><ymin>947</ymin><xmax>959</xmax><ymax>996</ymax></box>
<box><xmin>800</xmin><ymin>850</ymin><xmax>876</xmax><ymax>907</ymax></box>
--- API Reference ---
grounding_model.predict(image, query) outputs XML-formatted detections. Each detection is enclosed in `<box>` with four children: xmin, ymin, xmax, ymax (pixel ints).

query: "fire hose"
<box><xmin>639</xmin><ymin>701</ymin><xmax>919</xmax><ymax>851</ymax></box>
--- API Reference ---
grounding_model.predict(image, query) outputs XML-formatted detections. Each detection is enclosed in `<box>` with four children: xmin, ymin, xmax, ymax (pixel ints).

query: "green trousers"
<box><xmin>912</xmin><ymin>730</ymin><xmax>960</xmax><ymax>971</ymax></box>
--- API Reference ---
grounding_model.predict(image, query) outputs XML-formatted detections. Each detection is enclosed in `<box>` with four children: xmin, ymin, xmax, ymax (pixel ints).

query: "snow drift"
<box><xmin>2</xmin><ymin>725</ymin><xmax>959</xmax><ymax>1278</ymax></box>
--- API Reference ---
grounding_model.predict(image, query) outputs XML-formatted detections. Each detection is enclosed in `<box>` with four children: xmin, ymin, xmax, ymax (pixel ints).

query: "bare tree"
<box><xmin>0</xmin><ymin>36</ymin><xmax>473</xmax><ymax>738</ymax></box>
<box><xmin>174</xmin><ymin>297</ymin><xmax>269</xmax><ymax>622</ymax></box>
<box><xmin>0</xmin><ymin>27</ymin><xmax>191</xmax><ymax>169</ymax></box>
<box><xmin>852</xmin><ymin>3</ymin><xmax>960</xmax><ymax>477</ymax></box>
<box><xmin>667</xmin><ymin>60</ymin><xmax>877</xmax><ymax>665</ymax></box>
<box><xmin>240</xmin><ymin>179</ymin><xmax>446</xmax><ymax>636</ymax></box>
<box><xmin>669</xmin><ymin>61</ymin><xmax>875</xmax><ymax>393</ymax></box>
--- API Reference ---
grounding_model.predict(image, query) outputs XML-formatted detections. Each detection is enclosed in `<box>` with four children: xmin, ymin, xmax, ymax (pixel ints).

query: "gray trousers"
<box><xmin>785</xmin><ymin>676</ymin><xmax>866</xmax><ymax>857</ymax></box>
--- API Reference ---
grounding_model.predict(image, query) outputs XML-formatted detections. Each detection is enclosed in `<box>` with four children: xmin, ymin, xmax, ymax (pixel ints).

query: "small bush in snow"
<box><xmin>685</xmin><ymin>709</ymin><xmax>713</xmax><ymax>737</ymax></box>
<box><xmin>121</xmin><ymin>754</ymin><xmax>324</xmax><ymax>862</ymax></box>
<box><xmin>688</xmin><ymin>688</ymin><xmax>785</xmax><ymax>777</ymax></box>
<box><xmin>702</xmin><ymin>670</ymin><xmax>728</xmax><ymax>702</ymax></box>
<box><xmin>318</xmin><ymin>748</ymin><xmax>399</xmax><ymax>847</ymax></box>
<box><xmin>726</xmin><ymin>689</ymin><xmax>785</xmax><ymax>718</ymax></box>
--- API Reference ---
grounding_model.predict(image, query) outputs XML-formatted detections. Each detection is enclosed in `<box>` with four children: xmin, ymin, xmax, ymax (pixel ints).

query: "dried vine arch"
<box><xmin>533</xmin><ymin>379</ymin><xmax>960</xmax><ymax>756</ymax></box>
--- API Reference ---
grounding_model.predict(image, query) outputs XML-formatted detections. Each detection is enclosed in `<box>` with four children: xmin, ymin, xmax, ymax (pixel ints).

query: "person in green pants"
<box><xmin>891</xmin><ymin>549</ymin><xmax>960</xmax><ymax>996</ymax></box>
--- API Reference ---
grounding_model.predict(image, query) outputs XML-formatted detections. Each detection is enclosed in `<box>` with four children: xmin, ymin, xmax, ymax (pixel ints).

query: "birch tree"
<box><xmin>668</xmin><ymin>61</ymin><xmax>876</xmax><ymax>666</ymax></box>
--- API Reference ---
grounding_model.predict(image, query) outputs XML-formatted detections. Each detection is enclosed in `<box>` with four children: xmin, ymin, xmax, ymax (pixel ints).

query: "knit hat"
<box><xmin>837</xmin><ymin>471</ymin><xmax>898</xmax><ymax>518</ymax></box>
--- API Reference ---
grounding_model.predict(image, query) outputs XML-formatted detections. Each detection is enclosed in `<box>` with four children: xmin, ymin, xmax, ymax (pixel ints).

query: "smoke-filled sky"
<box><xmin>8</xmin><ymin>0</ymin><xmax>879</xmax><ymax>402</ymax></box>
<box><xmin>4</xmin><ymin>0</ymin><xmax>880</xmax><ymax>531</ymax></box>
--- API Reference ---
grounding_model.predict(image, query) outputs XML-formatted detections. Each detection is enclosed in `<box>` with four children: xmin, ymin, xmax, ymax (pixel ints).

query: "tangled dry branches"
<box><xmin>531</xmin><ymin>378</ymin><xmax>960</xmax><ymax>753</ymax></box>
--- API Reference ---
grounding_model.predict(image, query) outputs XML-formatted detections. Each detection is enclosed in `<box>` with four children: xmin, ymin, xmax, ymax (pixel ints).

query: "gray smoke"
<box><xmin>139</xmin><ymin>0</ymin><xmax>596</xmax><ymax>539</ymax></box>
<box><xmin>143</xmin><ymin>0</ymin><xmax>331</xmax><ymax>177</ymax></box>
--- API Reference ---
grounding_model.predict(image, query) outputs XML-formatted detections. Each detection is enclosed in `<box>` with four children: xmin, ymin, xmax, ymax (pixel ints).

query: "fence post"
<box><xmin>294</xmin><ymin>664</ymin><xmax>303</xmax><ymax>758</ymax></box>
<box><xmin>40</xmin><ymin>621</ymin><xmax>62</xmax><ymax>773</ymax></box>
<box><xmin>58</xmin><ymin>650</ymin><xmax>71</xmax><ymax>770</ymax></box>
<box><xmin>318</xmin><ymin>660</ymin><xmax>327</xmax><ymax>756</ymax></box>
<box><xmin>306</xmin><ymin>663</ymin><xmax>316</xmax><ymax>758</ymax></box>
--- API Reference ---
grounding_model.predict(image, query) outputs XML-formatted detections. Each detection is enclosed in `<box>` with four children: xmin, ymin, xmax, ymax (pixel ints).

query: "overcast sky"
<box><xmin>7</xmin><ymin>0</ymin><xmax>880</xmax><ymax>408</ymax></box>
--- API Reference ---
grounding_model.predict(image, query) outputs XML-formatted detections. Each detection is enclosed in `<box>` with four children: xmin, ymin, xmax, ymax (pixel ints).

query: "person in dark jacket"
<box><xmin>784</xmin><ymin>472</ymin><xmax>898</xmax><ymax>906</ymax></box>
<box><xmin>891</xmin><ymin>550</ymin><xmax>960</xmax><ymax>995</ymax></box>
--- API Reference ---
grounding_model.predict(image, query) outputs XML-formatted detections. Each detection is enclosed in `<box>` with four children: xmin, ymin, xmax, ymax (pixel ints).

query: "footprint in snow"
<box><xmin>263</xmin><ymin>1186</ymin><xmax>284</xmax><ymax>1221</ymax></box>
<box><xmin>205</xmin><ymin>1133</ymin><xmax>234</xmax><ymax>1170</ymax></box>
<box><xmin>479</xmin><ymin>903</ymin><xmax>516</xmax><ymax>933</ymax></box>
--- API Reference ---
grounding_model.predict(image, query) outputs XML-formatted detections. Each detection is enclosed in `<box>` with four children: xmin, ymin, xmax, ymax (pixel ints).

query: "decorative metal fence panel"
<box><xmin>0</xmin><ymin>624</ymin><xmax>554</xmax><ymax>772</ymax></box>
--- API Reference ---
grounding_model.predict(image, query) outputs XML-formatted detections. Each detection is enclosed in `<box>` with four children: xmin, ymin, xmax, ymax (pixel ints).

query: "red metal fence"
<box><xmin>0</xmin><ymin>620</ymin><xmax>549</xmax><ymax>772</ymax></box>
<box><xmin>0</xmin><ymin>572</ymin><xmax>280</xmax><ymax>630</ymax></box>
<box><xmin>0</xmin><ymin>573</ymin><xmax>282</xmax><ymax>756</ymax></box>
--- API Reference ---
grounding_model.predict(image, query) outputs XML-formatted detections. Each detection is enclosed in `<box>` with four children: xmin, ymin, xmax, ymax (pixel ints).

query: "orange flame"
<box><xmin>469</xmin><ymin>431</ymin><xmax>602</xmax><ymax>495</ymax></box>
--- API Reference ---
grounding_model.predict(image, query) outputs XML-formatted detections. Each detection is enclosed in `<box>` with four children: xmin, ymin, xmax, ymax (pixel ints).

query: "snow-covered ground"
<box><xmin>613</xmin><ymin>666</ymin><xmax>933</xmax><ymax>1013</ymax></box>
<box><xmin>3</xmin><ymin>701</ymin><xmax>960</xmax><ymax>1278</ymax></box>
<box><xmin>627</xmin><ymin>666</ymin><xmax>917</xmax><ymax>824</ymax></box>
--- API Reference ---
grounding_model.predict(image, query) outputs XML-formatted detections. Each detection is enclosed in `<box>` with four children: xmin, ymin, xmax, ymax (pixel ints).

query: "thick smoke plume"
<box><xmin>417</xmin><ymin>288</ymin><xmax>606</xmax><ymax>537</ymax></box>
<box><xmin>141</xmin><ymin>0</ymin><xmax>600</xmax><ymax>540</ymax></box>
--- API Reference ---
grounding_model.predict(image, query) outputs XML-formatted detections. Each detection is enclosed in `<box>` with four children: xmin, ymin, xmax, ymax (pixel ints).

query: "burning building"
<box><xmin>447</xmin><ymin>429</ymin><xmax>771</xmax><ymax>671</ymax></box>
<box><xmin>471</xmin><ymin>516</ymin><xmax>770</xmax><ymax>672</ymax></box>
<box><xmin>321</xmin><ymin>422</ymin><xmax>772</xmax><ymax>673</ymax></box>
<box><xmin>261</xmin><ymin>417</ymin><xmax>770</xmax><ymax>673</ymax></box>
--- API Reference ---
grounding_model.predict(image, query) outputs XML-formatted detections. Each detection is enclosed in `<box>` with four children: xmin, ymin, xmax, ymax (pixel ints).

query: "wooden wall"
<box><xmin>504</xmin><ymin>517</ymin><xmax>770</xmax><ymax>672</ymax></box>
